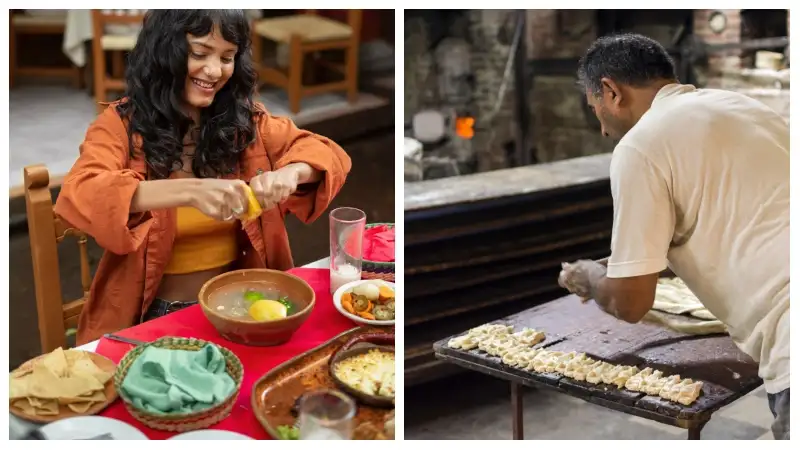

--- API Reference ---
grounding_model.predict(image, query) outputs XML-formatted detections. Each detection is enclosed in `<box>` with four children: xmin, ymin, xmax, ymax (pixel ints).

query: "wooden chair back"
<box><xmin>24</xmin><ymin>165</ymin><xmax>92</xmax><ymax>353</ymax></box>
<box><xmin>302</xmin><ymin>9</ymin><xmax>363</xmax><ymax>31</ymax></box>
<box><xmin>90</xmin><ymin>9</ymin><xmax>147</xmax><ymax>114</ymax></box>
<box><xmin>251</xmin><ymin>9</ymin><xmax>363</xmax><ymax>113</ymax></box>
<box><xmin>9</xmin><ymin>10</ymin><xmax>83</xmax><ymax>89</ymax></box>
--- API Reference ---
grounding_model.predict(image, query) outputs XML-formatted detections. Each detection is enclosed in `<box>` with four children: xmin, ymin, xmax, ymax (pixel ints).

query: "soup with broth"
<box><xmin>209</xmin><ymin>281</ymin><xmax>299</xmax><ymax>322</ymax></box>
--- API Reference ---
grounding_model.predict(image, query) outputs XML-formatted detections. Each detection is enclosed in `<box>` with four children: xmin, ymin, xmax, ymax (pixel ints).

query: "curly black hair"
<box><xmin>117</xmin><ymin>9</ymin><xmax>257</xmax><ymax>179</ymax></box>
<box><xmin>577</xmin><ymin>33</ymin><xmax>677</xmax><ymax>96</ymax></box>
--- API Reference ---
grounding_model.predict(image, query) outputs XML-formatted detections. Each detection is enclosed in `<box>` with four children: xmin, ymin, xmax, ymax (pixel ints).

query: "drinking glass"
<box><xmin>297</xmin><ymin>389</ymin><xmax>356</xmax><ymax>440</ymax></box>
<box><xmin>329</xmin><ymin>207</ymin><xmax>366</xmax><ymax>293</ymax></box>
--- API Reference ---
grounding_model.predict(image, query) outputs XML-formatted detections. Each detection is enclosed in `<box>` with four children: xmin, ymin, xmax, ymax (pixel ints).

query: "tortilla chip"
<box><xmin>64</xmin><ymin>349</ymin><xmax>88</xmax><ymax>363</ymax></box>
<box><xmin>9</xmin><ymin>375</ymin><xmax>32</xmax><ymax>400</ymax></box>
<box><xmin>67</xmin><ymin>402</ymin><xmax>95</xmax><ymax>413</ymax></box>
<box><xmin>12</xmin><ymin>398</ymin><xmax>37</xmax><ymax>415</ymax></box>
<box><xmin>59</xmin><ymin>390</ymin><xmax>106</xmax><ymax>405</ymax></box>
<box><xmin>40</xmin><ymin>348</ymin><xmax>69</xmax><ymax>378</ymax></box>
<box><xmin>35</xmin><ymin>400</ymin><xmax>59</xmax><ymax>416</ymax></box>
<box><xmin>12</xmin><ymin>364</ymin><xmax>33</xmax><ymax>378</ymax></box>
<box><xmin>27</xmin><ymin>396</ymin><xmax>47</xmax><ymax>408</ymax></box>
<box><xmin>10</xmin><ymin>348</ymin><xmax>112</xmax><ymax>417</ymax></box>
<box><xmin>29</xmin><ymin>363</ymin><xmax>104</xmax><ymax>399</ymax></box>
<box><xmin>12</xmin><ymin>397</ymin><xmax>59</xmax><ymax>416</ymax></box>
<box><xmin>71</xmin><ymin>358</ymin><xmax>113</xmax><ymax>385</ymax></box>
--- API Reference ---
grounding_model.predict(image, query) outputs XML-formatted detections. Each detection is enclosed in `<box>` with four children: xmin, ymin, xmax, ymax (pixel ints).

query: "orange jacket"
<box><xmin>54</xmin><ymin>103</ymin><xmax>351</xmax><ymax>345</ymax></box>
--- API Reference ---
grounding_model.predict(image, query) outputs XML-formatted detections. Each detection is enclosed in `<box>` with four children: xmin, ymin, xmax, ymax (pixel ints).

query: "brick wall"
<box><xmin>526</xmin><ymin>10</ymin><xmax>614</xmax><ymax>163</ymax></box>
<box><xmin>467</xmin><ymin>10</ymin><xmax>517</xmax><ymax>171</ymax></box>
<box><xmin>406</xmin><ymin>9</ymin><xmax>786</xmax><ymax>178</ymax></box>
<box><xmin>527</xmin><ymin>9</ymin><xmax>598</xmax><ymax>59</ymax></box>
<box><xmin>694</xmin><ymin>9</ymin><xmax>742</xmax><ymax>72</ymax></box>
<box><xmin>404</xmin><ymin>10</ymin><xmax>519</xmax><ymax>172</ymax></box>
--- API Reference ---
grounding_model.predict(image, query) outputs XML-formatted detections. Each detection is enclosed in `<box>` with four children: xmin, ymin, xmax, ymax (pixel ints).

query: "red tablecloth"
<box><xmin>95</xmin><ymin>268</ymin><xmax>357</xmax><ymax>440</ymax></box>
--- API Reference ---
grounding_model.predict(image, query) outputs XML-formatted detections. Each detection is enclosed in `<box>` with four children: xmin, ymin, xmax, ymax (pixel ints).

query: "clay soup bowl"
<box><xmin>199</xmin><ymin>269</ymin><xmax>315</xmax><ymax>346</ymax></box>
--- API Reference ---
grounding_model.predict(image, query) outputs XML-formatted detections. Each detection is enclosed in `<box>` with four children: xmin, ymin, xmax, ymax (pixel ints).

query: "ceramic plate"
<box><xmin>39</xmin><ymin>416</ymin><xmax>148</xmax><ymax>440</ymax></box>
<box><xmin>333</xmin><ymin>280</ymin><xmax>395</xmax><ymax>326</ymax></box>
<box><xmin>168</xmin><ymin>430</ymin><xmax>253</xmax><ymax>440</ymax></box>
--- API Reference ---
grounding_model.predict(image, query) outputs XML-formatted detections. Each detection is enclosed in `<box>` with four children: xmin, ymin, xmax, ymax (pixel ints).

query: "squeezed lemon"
<box><xmin>241</xmin><ymin>185</ymin><xmax>263</xmax><ymax>222</ymax></box>
<box><xmin>248</xmin><ymin>299</ymin><xmax>288</xmax><ymax>321</ymax></box>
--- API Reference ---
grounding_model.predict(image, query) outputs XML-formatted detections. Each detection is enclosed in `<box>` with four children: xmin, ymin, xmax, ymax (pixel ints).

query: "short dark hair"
<box><xmin>577</xmin><ymin>33</ymin><xmax>677</xmax><ymax>95</ymax></box>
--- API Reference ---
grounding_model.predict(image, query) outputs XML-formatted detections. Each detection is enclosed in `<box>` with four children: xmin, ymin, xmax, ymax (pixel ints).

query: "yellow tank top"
<box><xmin>164</xmin><ymin>207</ymin><xmax>239</xmax><ymax>274</ymax></box>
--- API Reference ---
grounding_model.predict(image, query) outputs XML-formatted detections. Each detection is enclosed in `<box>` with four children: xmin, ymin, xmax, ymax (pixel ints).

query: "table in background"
<box><xmin>433</xmin><ymin>295</ymin><xmax>762</xmax><ymax>440</ymax></box>
<box><xmin>62</xmin><ymin>9</ymin><xmax>264</xmax><ymax>67</ymax></box>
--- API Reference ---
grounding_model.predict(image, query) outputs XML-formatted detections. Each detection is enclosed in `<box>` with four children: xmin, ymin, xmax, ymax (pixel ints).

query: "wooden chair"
<box><xmin>251</xmin><ymin>10</ymin><xmax>363</xmax><ymax>114</ymax></box>
<box><xmin>24</xmin><ymin>165</ymin><xmax>92</xmax><ymax>354</ymax></box>
<box><xmin>10</xmin><ymin>10</ymin><xmax>83</xmax><ymax>89</ymax></box>
<box><xmin>91</xmin><ymin>10</ymin><xmax>146</xmax><ymax>114</ymax></box>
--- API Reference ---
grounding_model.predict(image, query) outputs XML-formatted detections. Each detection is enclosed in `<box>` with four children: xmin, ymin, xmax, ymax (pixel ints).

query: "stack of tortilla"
<box><xmin>645</xmin><ymin>277</ymin><xmax>727</xmax><ymax>335</ymax></box>
<box><xmin>9</xmin><ymin>348</ymin><xmax>114</xmax><ymax>418</ymax></box>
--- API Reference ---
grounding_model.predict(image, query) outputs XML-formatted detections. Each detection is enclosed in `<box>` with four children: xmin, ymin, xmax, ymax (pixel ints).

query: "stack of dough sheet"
<box><xmin>447</xmin><ymin>323</ymin><xmax>704</xmax><ymax>406</ymax></box>
<box><xmin>647</xmin><ymin>277</ymin><xmax>726</xmax><ymax>335</ymax></box>
<box><xmin>653</xmin><ymin>278</ymin><xmax>716</xmax><ymax>320</ymax></box>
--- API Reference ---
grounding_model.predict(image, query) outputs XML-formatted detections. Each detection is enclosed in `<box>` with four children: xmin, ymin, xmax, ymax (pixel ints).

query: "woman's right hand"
<box><xmin>189</xmin><ymin>179</ymin><xmax>251</xmax><ymax>221</ymax></box>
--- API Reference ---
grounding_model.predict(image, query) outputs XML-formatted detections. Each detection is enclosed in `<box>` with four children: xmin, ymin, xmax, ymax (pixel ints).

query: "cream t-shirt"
<box><xmin>607</xmin><ymin>83</ymin><xmax>789</xmax><ymax>393</ymax></box>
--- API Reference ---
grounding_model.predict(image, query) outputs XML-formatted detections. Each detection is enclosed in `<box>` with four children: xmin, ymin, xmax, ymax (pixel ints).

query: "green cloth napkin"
<box><xmin>120</xmin><ymin>344</ymin><xmax>236</xmax><ymax>415</ymax></box>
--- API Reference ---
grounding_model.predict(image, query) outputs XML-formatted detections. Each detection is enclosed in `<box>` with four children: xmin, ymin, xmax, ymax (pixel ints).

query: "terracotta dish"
<box><xmin>251</xmin><ymin>327</ymin><xmax>394</xmax><ymax>440</ymax></box>
<box><xmin>198</xmin><ymin>269</ymin><xmax>315</xmax><ymax>346</ymax></box>
<box><xmin>329</xmin><ymin>345</ymin><xmax>395</xmax><ymax>408</ymax></box>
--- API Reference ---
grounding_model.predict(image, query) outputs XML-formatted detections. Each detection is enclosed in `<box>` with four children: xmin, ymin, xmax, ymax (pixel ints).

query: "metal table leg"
<box><xmin>687</xmin><ymin>421</ymin><xmax>707</xmax><ymax>440</ymax></box>
<box><xmin>511</xmin><ymin>382</ymin><xmax>524</xmax><ymax>440</ymax></box>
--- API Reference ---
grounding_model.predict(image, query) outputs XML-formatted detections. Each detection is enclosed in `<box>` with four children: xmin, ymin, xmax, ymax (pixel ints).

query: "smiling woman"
<box><xmin>53</xmin><ymin>10</ymin><xmax>352</xmax><ymax>345</ymax></box>
<box><xmin>184</xmin><ymin>30</ymin><xmax>239</xmax><ymax>108</ymax></box>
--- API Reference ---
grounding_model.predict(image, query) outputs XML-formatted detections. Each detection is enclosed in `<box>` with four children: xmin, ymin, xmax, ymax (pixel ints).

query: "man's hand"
<box><xmin>558</xmin><ymin>258</ymin><xmax>660</xmax><ymax>323</ymax></box>
<box><xmin>558</xmin><ymin>260</ymin><xmax>606</xmax><ymax>300</ymax></box>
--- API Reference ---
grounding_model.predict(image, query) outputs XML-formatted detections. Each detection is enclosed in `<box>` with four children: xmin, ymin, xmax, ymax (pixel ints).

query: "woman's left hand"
<box><xmin>249</xmin><ymin>167</ymin><xmax>300</xmax><ymax>210</ymax></box>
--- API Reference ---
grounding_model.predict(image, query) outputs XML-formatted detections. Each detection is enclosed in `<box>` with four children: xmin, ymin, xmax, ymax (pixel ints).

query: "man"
<box><xmin>558</xmin><ymin>33</ymin><xmax>789</xmax><ymax>439</ymax></box>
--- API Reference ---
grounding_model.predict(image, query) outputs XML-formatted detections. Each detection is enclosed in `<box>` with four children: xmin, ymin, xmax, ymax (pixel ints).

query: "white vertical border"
<box><xmin>2</xmin><ymin>4</ymin><xmax>11</xmax><ymax>444</ymax></box>
<box><xmin>788</xmin><ymin>3</ymin><xmax>798</xmax><ymax>444</ymax></box>
<box><xmin>393</xmin><ymin>5</ymin><xmax>405</xmax><ymax>443</ymax></box>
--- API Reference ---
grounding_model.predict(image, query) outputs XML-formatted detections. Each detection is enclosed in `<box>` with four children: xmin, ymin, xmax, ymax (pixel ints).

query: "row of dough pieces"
<box><xmin>447</xmin><ymin>324</ymin><xmax>703</xmax><ymax>406</ymax></box>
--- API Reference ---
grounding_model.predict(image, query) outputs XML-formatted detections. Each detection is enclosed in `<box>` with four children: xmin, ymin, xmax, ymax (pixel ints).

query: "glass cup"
<box><xmin>297</xmin><ymin>389</ymin><xmax>356</xmax><ymax>440</ymax></box>
<box><xmin>329</xmin><ymin>207</ymin><xmax>366</xmax><ymax>293</ymax></box>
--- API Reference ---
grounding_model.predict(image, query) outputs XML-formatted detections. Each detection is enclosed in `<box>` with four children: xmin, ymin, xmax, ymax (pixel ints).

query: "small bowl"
<box><xmin>329</xmin><ymin>345</ymin><xmax>395</xmax><ymax>409</ymax></box>
<box><xmin>198</xmin><ymin>269</ymin><xmax>315</xmax><ymax>346</ymax></box>
<box><xmin>333</xmin><ymin>280</ymin><xmax>395</xmax><ymax>327</ymax></box>
<box><xmin>362</xmin><ymin>222</ymin><xmax>395</xmax><ymax>283</ymax></box>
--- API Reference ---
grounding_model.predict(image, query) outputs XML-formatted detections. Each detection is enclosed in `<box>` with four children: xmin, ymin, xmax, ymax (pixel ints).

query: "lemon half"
<box><xmin>240</xmin><ymin>185</ymin><xmax>263</xmax><ymax>222</ymax></box>
<box><xmin>248</xmin><ymin>299</ymin><xmax>288</xmax><ymax>322</ymax></box>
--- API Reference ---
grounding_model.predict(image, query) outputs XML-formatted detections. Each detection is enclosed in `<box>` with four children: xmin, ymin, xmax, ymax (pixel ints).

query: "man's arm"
<box><xmin>562</xmin><ymin>259</ymin><xmax>659</xmax><ymax>322</ymax></box>
<box><xmin>561</xmin><ymin>146</ymin><xmax>674</xmax><ymax>323</ymax></box>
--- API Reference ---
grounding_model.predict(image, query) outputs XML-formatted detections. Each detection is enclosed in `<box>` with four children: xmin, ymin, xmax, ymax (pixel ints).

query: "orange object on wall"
<box><xmin>455</xmin><ymin>116</ymin><xmax>475</xmax><ymax>140</ymax></box>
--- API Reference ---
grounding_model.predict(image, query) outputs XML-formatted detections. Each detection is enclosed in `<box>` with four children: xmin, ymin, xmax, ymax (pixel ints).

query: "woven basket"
<box><xmin>113</xmin><ymin>337</ymin><xmax>244</xmax><ymax>432</ymax></box>
<box><xmin>361</xmin><ymin>222</ymin><xmax>395</xmax><ymax>282</ymax></box>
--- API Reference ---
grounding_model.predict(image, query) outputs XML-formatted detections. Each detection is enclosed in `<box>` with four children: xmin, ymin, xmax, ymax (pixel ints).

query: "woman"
<box><xmin>54</xmin><ymin>10</ymin><xmax>351</xmax><ymax>345</ymax></box>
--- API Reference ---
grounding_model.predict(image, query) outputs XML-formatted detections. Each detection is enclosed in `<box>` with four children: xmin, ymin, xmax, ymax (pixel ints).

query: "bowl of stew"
<box><xmin>198</xmin><ymin>269</ymin><xmax>315</xmax><ymax>346</ymax></box>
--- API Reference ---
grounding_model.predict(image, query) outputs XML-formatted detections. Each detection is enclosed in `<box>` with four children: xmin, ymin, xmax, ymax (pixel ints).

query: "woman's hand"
<box><xmin>249</xmin><ymin>167</ymin><xmax>300</xmax><ymax>210</ymax></box>
<box><xmin>189</xmin><ymin>178</ymin><xmax>251</xmax><ymax>221</ymax></box>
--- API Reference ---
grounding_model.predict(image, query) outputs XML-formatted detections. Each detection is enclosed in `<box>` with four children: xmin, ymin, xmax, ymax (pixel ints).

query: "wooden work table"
<box><xmin>433</xmin><ymin>295</ymin><xmax>761</xmax><ymax>440</ymax></box>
